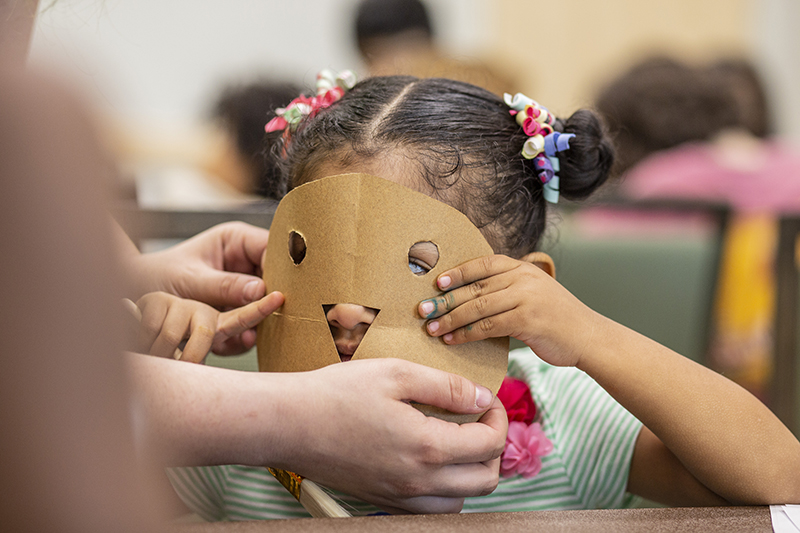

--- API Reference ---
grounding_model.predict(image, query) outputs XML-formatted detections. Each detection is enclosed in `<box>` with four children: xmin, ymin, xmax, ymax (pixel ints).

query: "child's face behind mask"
<box><xmin>256</xmin><ymin>173</ymin><xmax>508</xmax><ymax>423</ymax></box>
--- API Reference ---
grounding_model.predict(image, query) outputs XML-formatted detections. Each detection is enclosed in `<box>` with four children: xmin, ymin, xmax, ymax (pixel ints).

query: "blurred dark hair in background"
<box><xmin>355</xmin><ymin>0</ymin><xmax>433</xmax><ymax>58</ymax></box>
<box><xmin>706</xmin><ymin>58</ymin><xmax>773</xmax><ymax>140</ymax></box>
<box><xmin>596</xmin><ymin>56</ymin><xmax>745</xmax><ymax>176</ymax></box>
<box><xmin>212</xmin><ymin>81</ymin><xmax>300</xmax><ymax>196</ymax></box>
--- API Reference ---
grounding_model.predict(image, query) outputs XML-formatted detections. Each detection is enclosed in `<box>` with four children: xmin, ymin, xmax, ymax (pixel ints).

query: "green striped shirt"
<box><xmin>168</xmin><ymin>348</ymin><xmax>643</xmax><ymax>520</ymax></box>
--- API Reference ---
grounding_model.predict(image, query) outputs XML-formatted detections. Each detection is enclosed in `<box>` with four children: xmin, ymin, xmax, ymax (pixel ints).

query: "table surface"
<box><xmin>168</xmin><ymin>506</ymin><xmax>772</xmax><ymax>533</ymax></box>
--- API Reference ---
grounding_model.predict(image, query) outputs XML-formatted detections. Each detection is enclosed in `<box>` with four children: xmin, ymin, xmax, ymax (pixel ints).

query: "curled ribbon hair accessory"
<box><xmin>504</xmin><ymin>92</ymin><xmax>538</xmax><ymax>111</ymax></box>
<box><xmin>533</xmin><ymin>155</ymin><xmax>560</xmax><ymax>203</ymax></box>
<box><xmin>533</xmin><ymin>155</ymin><xmax>554</xmax><ymax>184</ymax></box>
<box><xmin>516</xmin><ymin>105</ymin><xmax>554</xmax><ymax>137</ymax></box>
<box><xmin>504</xmin><ymin>92</ymin><xmax>575</xmax><ymax>204</ymax></box>
<box><xmin>266</xmin><ymin>69</ymin><xmax>357</xmax><ymax>133</ymax></box>
<box><xmin>544</xmin><ymin>132</ymin><xmax>575</xmax><ymax>157</ymax></box>
<box><xmin>522</xmin><ymin>135</ymin><xmax>545</xmax><ymax>159</ymax></box>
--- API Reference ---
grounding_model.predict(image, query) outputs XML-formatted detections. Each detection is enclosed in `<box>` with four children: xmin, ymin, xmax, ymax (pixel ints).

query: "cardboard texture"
<box><xmin>257</xmin><ymin>173</ymin><xmax>509</xmax><ymax>423</ymax></box>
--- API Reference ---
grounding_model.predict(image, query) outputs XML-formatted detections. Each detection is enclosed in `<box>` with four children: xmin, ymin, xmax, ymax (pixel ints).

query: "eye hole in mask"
<box><xmin>288</xmin><ymin>231</ymin><xmax>306</xmax><ymax>265</ymax></box>
<box><xmin>408</xmin><ymin>241</ymin><xmax>439</xmax><ymax>275</ymax></box>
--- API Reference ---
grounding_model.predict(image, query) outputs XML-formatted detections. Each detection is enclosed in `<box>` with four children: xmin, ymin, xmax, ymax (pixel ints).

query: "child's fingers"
<box><xmin>435</xmin><ymin>255</ymin><xmax>518</xmax><ymax>292</ymax></box>
<box><xmin>210</xmin><ymin>335</ymin><xmax>254</xmax><ymax>356</ymax></box>
<box><xmin>149</xmin><ymin>305</ymin><xmax>207</xmax><ymax>360</ymax></box>
<box><xmin>136</xmin><ymin>294</ymin><xmax>170</xmax><ymax>354</ymax></box>
<box><xmin>214</xmin><ymin>291</ymin><xmax>284</xmax><ymax>343</ymax></box>
<box><xmin>441</xmin><ymin>310</ymin><xmax>519</xmax><ymax>346</ymax></box>
<box><xmin>181</xmin><ymin>321</ymin><xmax>215</xmax><ymax>363</ymax></box>
<box><xmin>425</xmin><ymin>287</ymin><xmax>516</xmax><ymax>338</ymax></box>
<box><xmin>419</xmin><ymin>274</ymin><xmax>512</xmax><ymax>321</ymax></box>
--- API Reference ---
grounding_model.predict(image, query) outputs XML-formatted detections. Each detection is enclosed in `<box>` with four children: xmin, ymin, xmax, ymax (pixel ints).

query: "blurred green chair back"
<box><xmin>534</xmin><ymin>201</ymin><xmax>730</xmax><ymax>366</ymax></box>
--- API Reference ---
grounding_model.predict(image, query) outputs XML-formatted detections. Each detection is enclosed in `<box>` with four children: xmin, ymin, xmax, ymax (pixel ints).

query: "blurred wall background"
<box><xmin>29</xmin><ymin>0</ymin><xmax>489</xmax><ymax>125</ymax></box>
<box><xmin>491</xmin><ymin>0</ymin><xmax>799</xmax><ymax>141</ymax></box>
<box><xmin>28</xmin><ymin>0</ymin><xmax>799</xmax><ymax>144</ymax></box>
<box><xmin>491</xmin><ymin>1</ymin><xmax>752</xmax><ymax>115</ymax></box>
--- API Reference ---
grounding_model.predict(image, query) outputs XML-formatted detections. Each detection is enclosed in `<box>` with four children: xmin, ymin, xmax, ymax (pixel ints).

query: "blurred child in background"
<box><xmin>597</xmin><ymin>55</ymin><xmax>800</xmax><ymax>401</ymax></box>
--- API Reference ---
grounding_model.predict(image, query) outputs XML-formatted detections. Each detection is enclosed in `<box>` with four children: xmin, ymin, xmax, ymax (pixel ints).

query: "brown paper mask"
<box><xmin>256</xmin><ymin>173</ymin><xmax>509</xmax><ymax>422</ymax></box>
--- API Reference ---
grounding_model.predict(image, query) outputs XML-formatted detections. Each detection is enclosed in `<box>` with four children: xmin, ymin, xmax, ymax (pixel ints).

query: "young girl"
<box><xmin>144</xmin><ymin>73</ymin><xmax>800</xmax><ymax>519</ymax></box>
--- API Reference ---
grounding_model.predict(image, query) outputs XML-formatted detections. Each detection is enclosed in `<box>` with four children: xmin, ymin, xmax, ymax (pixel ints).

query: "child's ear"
<box><xmin>520</xmin><ymin>252</ymin><xmax>556</xmax><ymax>279</ymax></box>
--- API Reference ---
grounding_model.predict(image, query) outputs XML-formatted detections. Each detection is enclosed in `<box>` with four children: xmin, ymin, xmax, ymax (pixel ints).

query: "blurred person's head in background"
<box><xmin>706</xmin><ymin>58</ymin><xmax>773</xmax><ymax>140</ymax></box>
<box><xmin>355</xmin><ymin>0</ymin><xmax>433</xmax><ymax>72</ymax></box>
<box><xmin>211</xmin><ymin>81</ymin><xmax>300</xmax><ymax>196</ymax></box>
<box><xmin>352</xmin><ymin>0</ymin><xmax>517</xmax><ymax>96</ymax></box>
<box><xmin>596</xmin><ymin>56</ymin><xmax>741</xmax><ymax>177</ymax></box>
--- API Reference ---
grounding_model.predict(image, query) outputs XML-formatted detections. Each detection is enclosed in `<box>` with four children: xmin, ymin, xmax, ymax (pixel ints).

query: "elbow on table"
<box><xmin>778</xmin><ymin>477</ymin><xmax>800</xmax><ymax>505</ymax></box>
<box><xmin>743</xmin><ymin>470</ymin><xmax>800</xmax><ymax>506</ymax></box>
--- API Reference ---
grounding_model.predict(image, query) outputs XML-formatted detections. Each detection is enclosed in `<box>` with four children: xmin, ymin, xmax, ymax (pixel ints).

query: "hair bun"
<box><xmin>557</xmin><ymin>109</ymin><xmax>614</xmax><ymax>200</ymax></box>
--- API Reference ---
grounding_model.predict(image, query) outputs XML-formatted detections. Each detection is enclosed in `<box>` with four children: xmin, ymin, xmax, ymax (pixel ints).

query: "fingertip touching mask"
<box><xmin>256</xmin><ymin>173</ymin><xmax>509</xmax><ymax>423</ymax></box>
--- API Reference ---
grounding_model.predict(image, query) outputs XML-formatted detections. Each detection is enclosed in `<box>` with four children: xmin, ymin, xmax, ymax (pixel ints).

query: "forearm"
<box><xmin>576</xmin><ymin>310</ymin><xmax>800</xmax><ymax>503</ymax></box>
<box><xmin>126</xmin><ymin>353</ymin><xmax>291</xmax><ymax>467</ymax></box>
<box><xmin>109</xmin><ymin>217</ymin><xmax>172</xmax><ymax>300</ymax></box>
<box><xmin>124</xmin><ymin>355</ymin><xmax>505</xmax><ymax>514</ymax></box>
<box><xmin>110</xmin><ymin>216</ymin><xmax>151</xmax><ymax>298</ymax></box>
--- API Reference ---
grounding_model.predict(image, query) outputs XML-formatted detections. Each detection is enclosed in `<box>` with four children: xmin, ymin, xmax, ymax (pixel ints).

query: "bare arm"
<box><xmin>127</xmin><ymin>355</ymin><xmax>507</xmax><ymax>514</ymax></box>
<box><xmin>578</xmin><ymin>312</ymin><xmax>800</xmax><ymax>505</ymax></box>
<box><xmin>1</xmin><ymin>65</ymin><xmax>164</xmax><ymax>531</ymax></box>
<box><xmin>420</xmin><ymin>254</ymin><xmax>800</xmax><ymax>506</ymax></box>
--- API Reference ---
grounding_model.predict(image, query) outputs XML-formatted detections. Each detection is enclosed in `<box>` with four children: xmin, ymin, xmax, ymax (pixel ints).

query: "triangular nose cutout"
<box><xmin>322</xmin><ymin>304</ymin><xmax>381</xmax><ymax>362</ymax></box>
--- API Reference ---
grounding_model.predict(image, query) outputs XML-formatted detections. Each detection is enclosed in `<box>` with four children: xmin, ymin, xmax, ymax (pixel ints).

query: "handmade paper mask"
<box><xmin>256</xmin><ymin>173</ymin><xmax>509</xmax><ymax>422</ymax></box>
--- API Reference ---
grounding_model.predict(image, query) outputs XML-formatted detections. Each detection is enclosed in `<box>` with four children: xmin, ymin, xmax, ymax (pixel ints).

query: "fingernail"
<box><xmin>244</xmin><ymin>280</ymin><xmax>261</xmax><ymax>301</ymax></box>
<box><xmin>443</xmin><ymin>333</ymin><xmax>453</xmax><ymax>343</ymax></box>
<box><xmin>475</xmin><ymin>385</ymin><xmax>492</xmax><ymax>409</ymax></box>
<box><xmin>421</xmin><ymin>300</ymin><xmax>436</xmax><ymax>318</ymax></box>
<box><xmin>427</xmin><ymin>321</ymin><xmax>439</xmax><ymax>334</ymax></box>
<box><xmin>438</xmin><ymin>275</ymin><xmax>451</xmax><ymax>289</ymax></box>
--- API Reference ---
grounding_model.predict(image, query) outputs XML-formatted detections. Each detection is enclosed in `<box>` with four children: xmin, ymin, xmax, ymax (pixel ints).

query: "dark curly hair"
<box><xmin>265</xmin><ymin>76</ymin><xmax>614</xmax><ymax>258</ymax></box>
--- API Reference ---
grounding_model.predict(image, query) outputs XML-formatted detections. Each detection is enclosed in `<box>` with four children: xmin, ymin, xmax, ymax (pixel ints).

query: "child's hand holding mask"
<box><xmin>419</xmin><ymin>253</ymin><xmax>600</xmax><ymax>369</ymax></box>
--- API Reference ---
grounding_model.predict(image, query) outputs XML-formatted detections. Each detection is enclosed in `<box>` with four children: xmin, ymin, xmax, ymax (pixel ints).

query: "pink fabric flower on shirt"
<box><xmin>500</xmin><ymin>421</ymin><xmax>553</xmax><ymax>478</ymax></box>
<box><xmin>496</xmin><ymin>376</ymin><xmax>553</xmax><ymax>478</ymax></box>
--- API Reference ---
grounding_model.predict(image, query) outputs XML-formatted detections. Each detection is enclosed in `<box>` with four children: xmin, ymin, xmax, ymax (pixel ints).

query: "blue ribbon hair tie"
<box><xmin>544</xmin><ymin>132</ymin><xmax>575</xmax><ymax>157</ymax></box>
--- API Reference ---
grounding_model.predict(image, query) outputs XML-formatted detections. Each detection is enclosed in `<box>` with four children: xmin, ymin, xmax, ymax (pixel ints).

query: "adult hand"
<box><xmin>276</xmin><ymin>359</ymin><xmax>507</xmax><ymax>514</ymax></box>
<box><xmin>129</xmin><ymin>222</ymin><xmax>269</xmax><ymax>308</ymax></box>
<box><xmin>134</xmin><ymin>291</ymin><xmax>285</xmax><ymax>362</ymax></box>
<box><xmin>130</xmin><ymin>358</ymin><xmax>506</xmax><ymax>515</ymax></box>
